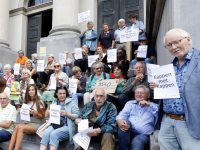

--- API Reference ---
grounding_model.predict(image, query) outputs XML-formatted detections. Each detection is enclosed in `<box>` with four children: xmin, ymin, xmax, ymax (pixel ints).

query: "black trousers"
<box><xmin>39</xmin><ymin>70</ymin><xmax>54</xmax><ymax>85</ymax></box>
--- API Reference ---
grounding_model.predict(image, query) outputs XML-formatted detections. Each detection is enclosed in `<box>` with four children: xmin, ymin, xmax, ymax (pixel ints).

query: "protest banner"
<box><xmin>147</xmin><ymin>64</ymin><xmax>160</xmax><ymax>83</ymax></box>
<box><xmin>59</xmin><ymin>53</ymin><xmax>66</xmax><ymax>65</ymax></box>
<box><xmin>69</xmin><ymin>79</ymin><xmax>78</xmax><ymax>94</ymax></box>
<box><xmin>107</xmin><ymin>49</ymin><xmax>117</xmax><ymax>63</ymax></box>
<box><xmin>137</xmin><ymin>45</ymin><xmax>148</xmax><ymax>58</ymax></box>
<box><xmin>9</xmin><ymin>81</ymin><xmax>20</xmax><ymax>101</ymax></box>
<box><xmin>20</xmin><ymin>104</ymin><xmax>31</xmax><ymax>122</ymax></box>
<box><xmin>120</xmin><ymin>28</ymin><xmax>139</xmax><ymax>43</ymax></box>
<box><xmin>88</xmin><ymin>55</ymin><xmax>98</xmax><ymax>67</ymax></box>
<box><xmin>151</xmin><ymin>64</ymin><xmax>180</xmax><ymax>99</ymax></box>
<box><xmin>78</xmin><ymin>119</ymin><xmax>89</xmax><ymax>133</ymax></box>
<box><xmin>75</xmin><ymin>48</ymin><xmax>83</xmax><ymax>59</ymax></box>
<box><xmin>78</xmin><ymin>10</ymin><xmax>90</xmax><ymax>23</ymax></box>
<box><xmin>40</xmin><ymin>47</ymin><xmax>46</xmax><ymax>56</ymax></box>
<box><xmin>37</xmin><ymin>60</ymin><xmax>45</xmax><ymax>72</ymax></box>
<box><xmin>49</xmin><ymin>104</ymin><xmax>60</xmax><ymax>125</ymax></box>
<box><xmin>73</xmin><ymin>127</ymin><xmax>93</xmax><ymax>150</ymax></box>
<box><xmin>95</xmin><ymin>79</ymin><xmax>119</xmax><ymax>93</ymax></box>
<box><xmin>14</xmin><ymin>63</ymin><xmax>20</xmax><ymax>75</ymax></box>
<box><xmin>49</xmin><ymin>77</ymin><xmax>56</xmax><ymax>90</ymax></box>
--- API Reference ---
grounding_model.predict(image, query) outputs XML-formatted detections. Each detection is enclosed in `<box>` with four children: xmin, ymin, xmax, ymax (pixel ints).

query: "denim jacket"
<box><xmin>52</xmin><ymin>97</ymin><xmax>79</xmax><ymax>144</ymax></box>
<box><xmin>79</xmin><ymin>29</ymin><xmax>98</xmax><ymax>51</ymax></box>
<box><xmin>155</xmin><ymin>48</ymin><xmax>200</xmax><ymax>139</ymax></box>
<box><xmin>79</xmin><ymin>101</ymin><xmax>117</xmax><ymax>133</ymax></box>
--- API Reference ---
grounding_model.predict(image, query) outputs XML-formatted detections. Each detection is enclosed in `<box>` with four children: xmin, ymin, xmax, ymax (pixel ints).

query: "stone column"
<box><xmin>49</xmin><ymin>0</ymin><xmax>81</xmax><ymax>36</ymax></box>
<box><xmin>0</xmin><ymin>0</ymin><xmax>9</xmax><ymax>47</ymax></box>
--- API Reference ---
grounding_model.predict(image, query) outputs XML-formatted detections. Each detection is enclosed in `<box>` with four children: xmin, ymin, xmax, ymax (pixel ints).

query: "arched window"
<box><xmin>28</xmin><ymin>0</ymin><xmax>52</xmax><ymax>7</ymax></box>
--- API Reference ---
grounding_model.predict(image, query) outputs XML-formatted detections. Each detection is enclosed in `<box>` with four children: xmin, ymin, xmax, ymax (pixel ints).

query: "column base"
<box><xmin>49</xmin><ymin>25</ymin><xmax>81</xmax><ymax>36</ymax></box>
<box><xmin>0</xmin><ymin>39</ymin><xmax>10</xmax><ymax>48</ymax></box>
<box><xmin>0</xmin><ymin>46</ymin><xmax>18</xmax><ymax>66</ymax></box>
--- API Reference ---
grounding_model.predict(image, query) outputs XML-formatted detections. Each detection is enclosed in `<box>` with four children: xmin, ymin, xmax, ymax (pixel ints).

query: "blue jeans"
<box><xmin>131</xmin><ymin>58</ymin><xmax>154</xmax><ymax>76</ymax></box>
<box><xmin>0</xmin><ymin>130</ymin><xmax>11</xmax><ymax>142</ymax></box>
<box><xmin>158</xmin><ymin>115</ymin><xmax>200</xmax><ymax>150</ymax></box>
<box><xmin>40</xmin><ymin>125</ymin><xmax>69</xmax><ymax>148</ymax></box>
<box><xmin>118</xmin><ymin>94</ymin><xmax>130</xmax><ymax>108</ymax></box>
<box><xmin>75</xmin><ymin>93</ymin><xmax>84</xmax><ymax>101</ymax></box>
<box><xmin>118</xmin><ymin>120</ymin><xmax>149</xmax><ymax>150</ymax></box>
<box><xmin>62</xmin><ymin>66</ymin><xmax>72</xmax><ymax>77</ymax></box>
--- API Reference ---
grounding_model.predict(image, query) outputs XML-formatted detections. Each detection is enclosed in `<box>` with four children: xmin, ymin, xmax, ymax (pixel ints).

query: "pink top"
<box><xmin>4</xmin><ymin>74</ymin><xmax>15</xmax><ymax>84</ymax></box>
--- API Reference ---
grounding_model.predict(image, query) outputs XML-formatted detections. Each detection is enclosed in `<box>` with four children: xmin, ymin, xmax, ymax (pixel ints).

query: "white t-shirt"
<box><xmin>28</xmin><ymin>100</ymin><xmax>44</xmax><ymax>113</ymax></box>
<box><xmin>2</xmin><ymin>87</ymin><xmax>11</xmax><ymax>98</ymax></box>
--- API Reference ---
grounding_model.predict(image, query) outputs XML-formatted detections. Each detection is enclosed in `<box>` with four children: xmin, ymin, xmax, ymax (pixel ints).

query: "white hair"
<box><xmin>94</xmin><ymin>87</ymin><xmax>107</xmax><ymax>97</ymax></box>
<box><xmin>135</xmin><ymin>85</ymin><xmax>150</xmax><ymax>94</ymax></box>
<box><xmin>4</xmin><ymin>64</ymin><xmax>12</xmax><ymax>70</ymax></box>
<box><xmin>163</xmin><ymin>28</ymin><xmax>192</xmax><ymax>46</ymax></box>
<box><xmin>22</xmin><ymin>69</ymin><xmax>31</xmax><ymax>77</ymax></box>
<box><xmin>118</xmin><ymin>18</ymin><xmax>125</xmax><ymax>23</ymax></box>
<box><xmin>87</xmin><ymin>21</ymin><xmax>94</xmax><ymax>26</ymax></box>
<box><xmin>25</xmin><ymin>59</ymin><xmax>35</xmax><ymax>69</ymax></box>
<box><xmin>31</xmin><ymin>53</ymin><xmax>38</xmax><ymax>60</ymax></box>
<box><xmin>134</xmin><ymin>62</ymin><xmax>146</xmax><ymax>69</ymax></box>
<box><xmin>0</xmin><ymin>92</ymin><xmax>9</xmax><ymax>99</ymax></box>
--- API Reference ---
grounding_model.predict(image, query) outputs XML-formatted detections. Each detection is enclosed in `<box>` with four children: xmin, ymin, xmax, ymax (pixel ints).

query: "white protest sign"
<box><xmin>95</xmin><ymin>79</ymin><xmax>119</xmax><ymax>93</ymax></box>
<box><xmin>59</xmin><ymin>53</ymin><xmax>66</xmax><ymax>65</ymax></box>
<box><xmin>37</xmin><ymin>60</ymin><xmax>44</xmax><ymax>72</ymax></box>
<box><xmin>151</xmin><ymin>64</ymin><xmax>180</xmax><ymax>99</ymax></box>
<box><xmin>75</xmin><ymin>48</ymin><xmax>83</xmax><ymax>59</ymax></box>
<box><xmin>78</xmin><ymin>119</ymin><xmax>89</xmax><ymax>133</ymax></box>
<box><xmin>107</xmin><ymin>49</ymin><xmax>117</xmax><ymax>63</ymax></box>
<box><xmin>69</xmin><ymin>79</ymin><xmax>78</xmax><ymax>94</ymax></box>
<box><xmin>78</xmin><ymin>10</ymin><xmax>90</xmax><ymax>23</ymax></box>
<box><xmin>73</xmin><ymin>127</ymin><xmax>93</xmax><ymax>150</ymax></box>
<box><xmin>49</xmin><ymin>104</ymin><xmax>60</xmax><ymax>125</ymax></box>
<box><xmin>14</xmin><ymin>63</ymin><xmax>20</xmax><ymax>75</ymax></box>
<box><xmin>147</xmin><ymin>64</ymin><xmax>160</xmax><ymax>83</ymax></box>
<box><xmin>49</xmin><ymin>77</ymin><xmax>56</xmax><ymax>90</ymax></box>
<box><xmin>20</xmin><ymin>104</ymin><xmax>31</xmax><ymax>122</ymax></box>
<box><xmin>120</xmin><ymin>28</ymin><xmax>139</xmax><ymax>43</ymax></box>
<box><xmin>137</xmin><ymin>45</ymin><xmax>148</xmax><ymax>58</ymax></box>
<box><xmin>88</xmin><ymin>55</ymin><xmax>98</xmax><ymax>67</ymax></box>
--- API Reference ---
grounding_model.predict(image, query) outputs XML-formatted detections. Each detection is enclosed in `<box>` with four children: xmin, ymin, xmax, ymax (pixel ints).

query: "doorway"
<box><xmin>27</xmin><ymin>10</ymin><xmax>52</xmax><ymax>59</ymax></box>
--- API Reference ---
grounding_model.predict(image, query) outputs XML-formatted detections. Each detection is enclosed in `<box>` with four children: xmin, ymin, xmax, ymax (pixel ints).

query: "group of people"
<box><xmin>0</xmin><ymin>12</ymin><xmax>199</xmax><ymax>150</ymax></box>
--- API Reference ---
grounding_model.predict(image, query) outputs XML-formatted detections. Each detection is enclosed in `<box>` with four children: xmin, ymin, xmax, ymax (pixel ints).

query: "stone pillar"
<box><xmin>0</xmin><ymin>0</ymin><xmax>9</xmax><ymax>47</ymax></box>
<box><xmin>49</xmin><ymin>0</ymin><xmax>81</xmax><ymax>36</ymax></box>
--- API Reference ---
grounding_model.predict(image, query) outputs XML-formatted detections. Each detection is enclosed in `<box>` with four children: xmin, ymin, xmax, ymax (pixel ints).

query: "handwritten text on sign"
<box><xmin>50</xmin><ymin>104</ymin><xmax>60</xmax><ymax>125</ymax></box>
<box><xmin>120</xmin><ymin>28</ymin><xmax>139</xmax><ymax>43</ymax></box>
<box><xmin>78</xmin><ymin>10</ymin><xmax>90</xmax><ymax>23</ymax></box>
<box><xmin>75</xmin><ymin>48</ymin><xmax>83</xmax><ymax>60</ymax></box>
<box><xmin>137</xmin><ymin>45</ymin><xmax>148</xmax><ymax>58</ymax></box>
<box><xmin>151</xmin><ymin>64</ymin><xmax>180</xmax><ymax>99</ymax></box>
<box><xmin>95</xmin><ymin>79</ymin><xmax>119</xmax><ymax>93</ymax></box>
<box><xmin>20</xmin><ymin>104</ymin><xmax>31</xmax><ymax>122</ymax></box>
<box><xmin>107</xmin><ymin>49</ymin><xmax>117</xmax><ymax>63</ymax></box>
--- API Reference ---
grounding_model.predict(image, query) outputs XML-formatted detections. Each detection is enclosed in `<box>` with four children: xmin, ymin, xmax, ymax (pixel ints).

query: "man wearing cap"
<box><xmin>131</xmin><ymin>37</ymin><xmax>156</xmax><ymax>74</ymax></box>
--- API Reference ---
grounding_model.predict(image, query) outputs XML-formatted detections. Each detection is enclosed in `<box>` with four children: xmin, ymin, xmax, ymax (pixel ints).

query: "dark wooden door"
<box><xmin>27</xmin><ymin>14</ymin><xmax>42</xmax><ymax>59</ymax></box>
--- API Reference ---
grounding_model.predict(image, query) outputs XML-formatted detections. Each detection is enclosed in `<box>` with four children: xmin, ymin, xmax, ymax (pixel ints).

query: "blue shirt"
<box><xmin>163</xmin><ymin>48</ymin><xmax>194</xmax><ymax>115</ymax></box>
<box><xmin>57</xmin><ymin>101</ymin><xmax>67</xmax><ymax>126</ymax></box>
<box><xmin>116</xmin><ymin>100</ymin><xmax>158</xmax><ymax>135</ymax></box>
<box><xmin>86</xmin><ymin>30</ymin><xmax>92</xmax><ymax>47</ymax></box>
<box><xmin>114</xmin><ymin>26</ymin><xmax>127</xmax><ymax>42</ymax></box>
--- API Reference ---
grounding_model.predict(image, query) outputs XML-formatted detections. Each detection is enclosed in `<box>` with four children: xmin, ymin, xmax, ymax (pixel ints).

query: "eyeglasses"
<box><xmin>164</xmin><ymin>37</ymin><xmax>187</xmax><ymax>49</ymax></box>
<box><xmin>0</xmin><ymin>98</ymin><xmax>8</xmax><ymax>101</ymax></box>
<box><xmin>135</xmin><ymin>92</ymin><xmax>146</xmax><ymax>95</ymax></box>
<box><xmin>95</xmin><ymin>67</ymin><xmax>102</xmax><ymax>70</ymax></box>
<box><xmin>134</xmin><ymin>66</ymin><xmax>144</xmax><ymax>70</ymax></box>
<box><xmin>54</xmin><ymin>65</ymin><xmax>60</xmax><ymax>68</ymax></box>
<box><xmin>94</xmin><ymin>95</ymin><xmax>105</xmax><ymax>98</ymax></box>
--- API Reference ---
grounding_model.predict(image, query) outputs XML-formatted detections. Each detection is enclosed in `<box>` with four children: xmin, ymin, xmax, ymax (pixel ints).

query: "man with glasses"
<box><xmin>75</xmin><ymin>88</ymin><xmax>117</xmax><ymax>150</ymax></box>
<box><xmin>0</xmin><ymin>92</ymin><xmax>17</xmax><ymax>143</ymax></box>
<box><xmin>150</xmin><ymin>28</ymin><xmax>200</xmax><ymax>149</ymax></box>
<box><xmin>117</xmin><ymin>85</ymin><xmax>158</xmax><ymax>150</ymax></box>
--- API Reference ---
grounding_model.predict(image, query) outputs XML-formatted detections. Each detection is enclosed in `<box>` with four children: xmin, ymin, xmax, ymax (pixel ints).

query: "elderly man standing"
<box><xmin>75</xmin><ymin>88</ymin><xmax>117</xmax><ymax>150</ymax></box>
<box><xmin>0</xmin><ymin>92</ymin><xmax>17</xmax><ymax>142</ymax></box>
<box><xmin>150</xmin><ymin>28</ymin><xmax>200</xmax><ymax>149</ymax></box>
<box><xmin>114</xmin><ymin>19</ymin><xmax>127</xmax><ymax>50</ymax></box>
<box><xmin>117</xmin><ymin>85</ymin><xmax>158</xmax><ymax>150</ymax></box>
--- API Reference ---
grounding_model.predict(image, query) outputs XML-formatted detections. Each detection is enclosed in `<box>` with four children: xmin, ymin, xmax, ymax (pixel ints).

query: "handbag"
<box><xmin>36</xmin><ymin>120</ymin><xmax>51</xmax><ymax>138</ymax></box>
<box><xmin>51</xmin><ymin>119</ymin><xmax>65</xmax><ymax>129</ymax></box>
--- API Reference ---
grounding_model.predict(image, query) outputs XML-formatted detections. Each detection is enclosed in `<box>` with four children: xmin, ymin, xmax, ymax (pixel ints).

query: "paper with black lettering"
<box><xmin>147</xmin><ymin>64</ymin><xmax>160</xmax><ymax>83</ymax></box>
<box><xmin>20</xmin><ymin>104</ymin><xmax>31</xmax><ymax>122</ymax></box>
<box><xmin>49</xmin><ymin>104</ymin><xmax>60</xmax><ymax>125</ymax></box>
<box><xmin>69</xmin><ymin>79</ymin><xmax>78</xmax><ymax>94</ymax></box>
<box><xmin>137</xmin><ymin>45</ymin><xmax>148</xmax><ymax>58</ymax></box>
<box><xmin>107</xmin><ymin>49</ymin><xmax>117</xmax><ymax>63</ymax></box>
<box><xmin>75</xmin><ymin>48</ymin><xmax>83</xmax><ymax>59</ymax></box>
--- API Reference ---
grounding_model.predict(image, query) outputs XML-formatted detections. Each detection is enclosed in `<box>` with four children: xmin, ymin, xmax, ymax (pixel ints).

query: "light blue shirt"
<box><xmin>86</xmin><ymin>30</ymin><xmax>92</xmax><ymax>48</ymax></box>
<box><xmin>116</xmin><ymin>100</ymin><xmax>158</xmax><ymax>135</ymax></box>
<box><xmin>114</xmin><ymin>26</ymin><xmax>127</xmax><ymax>42</ymax></box>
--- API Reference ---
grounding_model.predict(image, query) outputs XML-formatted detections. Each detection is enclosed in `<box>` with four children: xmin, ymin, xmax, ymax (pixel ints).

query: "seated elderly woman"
<box><xmin>40</xmin><ymin>86</ymin><xmax>79</xmax><ymax>150</ymax></box>
<box><xmin>84</xmin><ymin>62</ymin><xmax>110</xmax><ymax>104</ymax></box>
<box><xmin>8</xmin><ymin>84</ymin><xmax>45</xmax><ymax>150</ymax></box>
<box><xmin>3</xmin><ymin>64</ymin><xmax>15</xmax><ymax>88</ymax></box>
<box><xmin>0</xmin><ymin>78</ymin><xmax>11</xmax><ymax>98</ymax></box>
<box><xmin>0</xmin><ymin>92</ymin><xmax>17</xmax><ymax>142</ymax></box>
<box><xmin>116</xmin><ymin>85</ymin><xmax>158</xmax><ymax>150</ymax></box>
<box><xmin>62</xmin><ymin>50</ymin><xmax>73</xmax><ymax>77</ymax></box>
<box><xmin>72</xmin><ymin>45</ymin><xmax>90</xmax><ymax>72</ymax></box>
<box><xmin>75</xmin><ymin>88</ymin><xmax>117</xmax><ymax>150</ymax></box>
<box><xmin>25</xmin><ymin>59</ymin><xmax>38</xmax><ymax>83</ymax></box>
<box><xmin>40</xmin><ymin>54</ymin><xmax>56</xmax><ymax>90</ymax></box>
<box><xmin>71</xmin><ymin>66</ymin><xmax>86</xmax><ymax>101</ymax></box>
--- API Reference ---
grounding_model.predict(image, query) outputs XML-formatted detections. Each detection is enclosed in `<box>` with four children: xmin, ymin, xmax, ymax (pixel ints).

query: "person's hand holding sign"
<box><xmin>87</xmin><ymin>128</ymin><xmax>101</xmax><ymax>137</ymax></box>
<box><xmin>149</xmin><ymin>82</ymin><xmax>157</xmax><ymax>90</ymax></box>
<box><xmin>90</xmin><ymin>86</ymin><xmax>95</xmax><ymax>92</ymax></box>
<box><xmin>134</xmin><ymin>50</ymin><xmax>138</xmax><ymax>55</ymax></box>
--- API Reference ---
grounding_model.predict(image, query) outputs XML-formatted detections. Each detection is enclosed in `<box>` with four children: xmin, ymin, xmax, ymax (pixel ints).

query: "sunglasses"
<box><xmin>54</xmin><ymin>65</ymin><xmax>60</xmax><ymax>68</ymax></box>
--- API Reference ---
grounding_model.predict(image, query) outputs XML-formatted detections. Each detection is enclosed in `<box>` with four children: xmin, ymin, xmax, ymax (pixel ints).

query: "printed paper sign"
<box><xmin>75</xmin><ymin>48</ymin><xmax>83</xmax><ymax>60</ymax></box>
<box><xmin>78</xmin><ymin>10</ymin><xmax>90</xmax><ymax>23</ymax></box>
<box><xmin>95</xmin><ymin>79</ymin><xmax>119</xmax><ymax>93</ymax></box>
<box><xmin>14</xmin><ymin>63</ymin><xmax>20</xmax><ymax>75</ymax></box>
<box><xmin>137</xmin><ymin>45</ymin><xmax>148</xmax><ymax>58</ymax></box>
<box><xmin>69</xmin><ymin>79</ymin><xmax>78</xmax><ymax>94</ymax></box>
<box><xmin>49</xmin><ymin>77</ymin><xmax>57</xmax><ymax>90</ymax></box>
<box><xmin>20</xmin><ymin>104</ymin><xmax>31</xmax><ymax>122</ymax></box>
<box><xmin>88</xmin><ymin>55</ymin><xmax>98</xmax><ymax>67</ymax></box>
<box><xmin>49</xmin><ymin>104</ymin><xmax>61</xmax><ymax>125</ymax></box>
<box><xmin>40</xmin><ymin>47</ymin><xmax>46</xmax><ymax>56</ymax></box>
<box><xmin>107</xmin><ymin>49</ymin><xmax>117</xmax><ymax>63</ymax></box>
<box><xmin>37</xmin><ymin>60</ymin><xmax>45</xmax><ymax>72</ymax></box>
<box><xmin>10</xmin><ymin>81</ymin><xmax>20</xmax><ymax>94</ymax></box>
<box><xmin>147</xmin><ymin>64</ymin><xmax>160</xmax><ymax>83</ymax></box>
<box><xmin>120</xmin><ymin>28</ymin><xmax>139</xmax><ymax>43</ymax></box>
<box><xmin>73</xmin><ymin>127</ymin><xmax>93</xmax><ymax>150</ymax></box>
<box><xmin>151</xmin><ymin>64</ymin><xmax>180</xmax><ymax>99</ymax></box>
<box><xmin>78</xmin><ymin>119</ymin><xmax>89</xmax><ymax>133</ymax></box>
<box><xmin>59</xmin><ymin>53</ymin><xmax>66</xmax><ymax>65</ymax></box>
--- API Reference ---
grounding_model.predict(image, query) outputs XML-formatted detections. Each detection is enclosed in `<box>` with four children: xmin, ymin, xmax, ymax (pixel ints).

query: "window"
<box><xmin>28</xmin><ymin>0</ymin><xmax>52</xmax><ymax>7</ymax></box>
